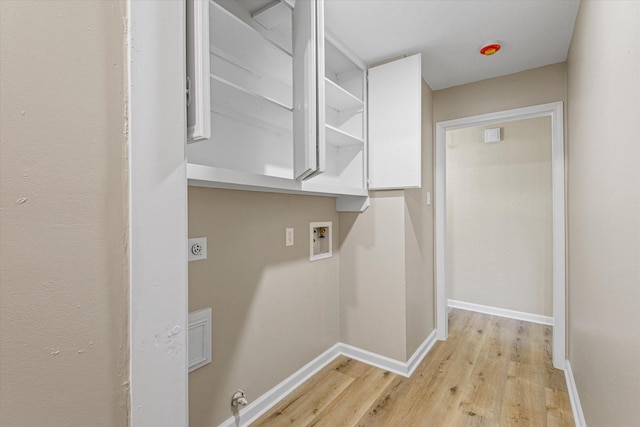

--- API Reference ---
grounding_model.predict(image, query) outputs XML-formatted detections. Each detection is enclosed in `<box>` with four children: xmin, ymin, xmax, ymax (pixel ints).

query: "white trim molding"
<box><xmin>564</xmin><ymin>360</ymin><xmax>587</xmax><ymax>427</ymax></box>
<box><xmin>129</xmin><ymin>1</ymin><xmax>189</xmax><ymax>425</ymax></box>
<box><xmin>219</xmin><ymin>344</ymin><xmax>343</xmax><ymax>427</ymax></box>
<box><xmin>448</xmin><ymin>299</ymin><xmax>553</xmax><ymax>326</ymax></box>
<box><xmin>340</xmin><ymin>330</ymin><xmax>438</xmax><ymax>378</ymax></box>
<box><xmin>405</xmin><ymin>330</ymin><xmax>438</xmax><ymax>377</ymax></box>
<box><xmin>435</xmin><ymin>102</ymin><xmax>566</xmax><ymax>370</ymax></box>
<box><xmin>219</xmin><ymin>331</ymin><xmax>438</xmax><ymax>427</ymax></box>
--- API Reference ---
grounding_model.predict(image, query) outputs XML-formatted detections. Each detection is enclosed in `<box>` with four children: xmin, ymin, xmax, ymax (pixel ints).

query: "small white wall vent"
<box><xmin>484</xmin><ymin>128</ymin><xmax>501</xmax><ymax>143</ymax></box>
<box><xmin>188</xmin><ymin>308</ymin><xmax>212</xmax><ymax>372</ymax></box>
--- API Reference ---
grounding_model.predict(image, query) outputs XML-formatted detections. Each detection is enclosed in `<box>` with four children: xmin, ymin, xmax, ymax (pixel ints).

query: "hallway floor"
<box><xmin>252</xmin><ymin>308</ymin><xmax>574</xmax><ymax>426</ymax></box>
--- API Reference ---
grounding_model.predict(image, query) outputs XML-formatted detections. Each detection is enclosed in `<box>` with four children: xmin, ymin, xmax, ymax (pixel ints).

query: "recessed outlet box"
<box><xmin>310</xmin><ymin>222</ymin><xmax>332</xmax><ymax>261</ymax></box>
<box><xmin>188</xmin><ymin>237</ymin><xmax>207</xmax><ymax>261</ymax></box>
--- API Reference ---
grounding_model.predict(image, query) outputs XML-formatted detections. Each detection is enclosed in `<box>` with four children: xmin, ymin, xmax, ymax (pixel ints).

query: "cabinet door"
<box><xmin>186</xmin><ymin>0</ymin><xmax>308</xmax><ymax>181</ymax></box>
<box><xmin>368</xmin><ymin>54</ymin><xmax>422</xmax><ymax>189</ymax></box>
<box><xmin>293</xmin><ymin>0</ymin><xmax>324</xmax><ymax>180</ymax></box>
<box><xmin>186</xmin><ymin>0</ymin><xmax>211</xmax><ymax>142</ymax></box>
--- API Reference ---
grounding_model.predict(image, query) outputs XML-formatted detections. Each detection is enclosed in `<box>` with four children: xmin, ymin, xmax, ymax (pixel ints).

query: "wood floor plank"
<box><xmin>458</xmin><ymin>315</ymin><xmax>510</xmax><ymax>423</ymax></box>
<box><xmin>353</xmin><ymin>341</ymin><xmax>448</xmax><ymax>426</ymax></box>
<box><xmin>308</xmin><ymin>365</ymin><xmax>396</xmax><ymax>427</ymax></box>
<box><xmin>331</xmin><ymin>356</ymin><xmax>372</xmax><ymax>379</ymax></box>
<box><xmin>251</xmin><ymin>358</ymin><xmax>355</xmax><ymax>426</ymax></box>
<box><xmin>457</xmin><ymin>355</ymin><xmax>509</xmax><ymax>423</ymax></box>
<box><xmin>500</xmin><ymin>361</ymin><xmax>547</xmax><ymax>426</ymax></box>
<box><xmin>250</xmin><ymin>309</ymin><xmax>575</xmax><ymax>427</ymax></box>
<box><xmin>357</xmin><ymin>311</ymin><xmax>489</xmax><ymax>426</ymax></box>
<box><xmin>416</xmin><ymin>313</ymin><xmax>491</xmax><ymax>426</ymax></box>
<box><xmin>546</xmin><ymin>387</ymin><xmax>575</xmax><ymax>427</ymax></box>
<box><xmin>532</xmin><ymin>324</ymin><xmax>568</xmax><ymax>393</ymax></box>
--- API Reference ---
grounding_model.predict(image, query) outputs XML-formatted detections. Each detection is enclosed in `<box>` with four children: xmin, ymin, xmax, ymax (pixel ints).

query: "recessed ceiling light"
<box><xmin>480</xmin><ymin>42</ymin><xmax>502</xmax><ymax>56</ymax></box>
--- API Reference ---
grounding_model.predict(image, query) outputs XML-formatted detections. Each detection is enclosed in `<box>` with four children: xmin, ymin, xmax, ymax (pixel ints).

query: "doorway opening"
<box><xmin>435</xmin><ymin>102</ymin><xmax>566</xmax><ymax>370</ymax></box>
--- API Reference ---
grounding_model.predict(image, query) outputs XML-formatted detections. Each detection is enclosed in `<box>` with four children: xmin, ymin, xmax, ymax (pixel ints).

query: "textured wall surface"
<box><xmin>188</xmin><ymin>188</ymin><xmax>340</xmax><ymax>427</ymax></box>
<box><xmin>446</xmin><ymin>117</ymin><xmax>552</xmax><ymax>316</ymax></box>
<box><xmin>405</xmin><ymin>80</ymin><xmax>436</xmax><ymax>356</ymax></box>
<box><xmin>339</xmin><ymin>80</ymin><xmax>435</xmax><ymax>362</ymax></box>
<box><xmin>566</xmin><ymin>1</ymin><xmax>640</xmax><ymax>425</ymax></box>
<box><xmin>434</xmin><ymin>63</ymin><xmax>566</xmax><ymax>123</ymax></box>
<box><xmin>0</xmin><ymin>1</ymin><xmax>129</xmax><ymax>426</ymax></box>
<box><xmin>340</xmin><ymin>191</ymin><xmax>409</xmax><ymax>361</ymax></box>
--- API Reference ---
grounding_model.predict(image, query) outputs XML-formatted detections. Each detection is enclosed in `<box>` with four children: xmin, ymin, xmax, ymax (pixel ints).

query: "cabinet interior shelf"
<box><xmin>324</xmin><ymin>78</ymin><xmax>363</xmax><ymax>112</ymax></box>
<box><xmin>325</xmin><ymin>124</ymin><xmax>364</xmax><ymax>148</ymax></box>
<box><xmin>211</xmin><ymin>105</ymin><xmax>292</xmax><ymax>135</ymax></box>
<box><xmin>211</xmin><ymin>73</ymin><xmax>293</xmax><ymax>112</ymax></box>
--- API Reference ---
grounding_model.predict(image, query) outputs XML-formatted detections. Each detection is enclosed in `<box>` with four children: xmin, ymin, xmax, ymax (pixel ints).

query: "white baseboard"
<box><xmin>338</xmin><ymin>343</ymin><xmax>408</xmax><ymax>377</ymax></box>
<box><xmin>406</xmin><ymin>330</ymin><xmax>438</xmax><ymax>377</ymax></box>
<box><xmin>339</xmin><ymin>330</ymin><xmax>437</xmax><ymax>378</ymax></box>
<box><xmin>219</xmin><ymin>343</ymin><xmax>342</xmax><ymax>427</ymax></box>
<box><xmin>448</xmin><ymin>299</ymin><xmax>554</xmax><ymax>326</ymax></box>
<box><xmin>564</xmin><ymin>360</ymin><xmax>587</xmax><ymax>427</ymax></box>
<box><xmin>218</xmin><ymin>331</ymin><xmax>438</xmax><ymax>427</ymax></box>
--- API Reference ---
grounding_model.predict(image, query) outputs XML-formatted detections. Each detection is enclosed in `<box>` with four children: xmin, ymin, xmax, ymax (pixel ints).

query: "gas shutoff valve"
<box><xmin>231</xmin><ymin>390</ymin><xmax>248</xmax><ymax>407</ymax></box>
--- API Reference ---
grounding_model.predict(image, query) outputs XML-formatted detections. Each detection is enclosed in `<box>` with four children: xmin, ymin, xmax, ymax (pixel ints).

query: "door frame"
<box><xmin>434</xmin><ymin>102</ymin><xmax>566</xmax><ymax>370</ymax></box>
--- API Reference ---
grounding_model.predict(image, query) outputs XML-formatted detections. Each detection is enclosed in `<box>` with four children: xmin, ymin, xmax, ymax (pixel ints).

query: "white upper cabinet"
<box><xmin>368</xmin><ymin>54</ymin><xmax>422</xmax><ymax>190</ymax></box>
<box><xmin>302</xmin><ymin>31</ymin><xmax>367</xmax><ymax>195</ymax></box>
<box><xmin>187</xmin><ymin>0</ymin><xmax>296</xmax><ymax>182</ymax></box>
<box><xmin>186</xmin><ymin>0</ymin><xmax>421</xmax><ymax>210</ymax></box>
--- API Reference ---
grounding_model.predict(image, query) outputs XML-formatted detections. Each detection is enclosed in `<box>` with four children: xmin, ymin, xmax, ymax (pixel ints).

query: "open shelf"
<box><xmin>325</xmin><ymin>124</ymin><xmax>364</xmax><ymax>148</ymax></box>
<box><xmin>325</xmin><ymin>78</ymin><xmax>363</xmax><ymax>111</ymax></box>
<box><xmin>325</xmin><ymin>39</ymin><xmax>361</xmax><ymax>81</ymax></box>
<box><xmin>210</xmin><ymin>47</ymin><xmax>292</xmax><ymax>108</ymax></box>
<box><xmin>209</xmin><ymin>1</ymin><xmax>292</xmax><ymax>107</ymax></box>
<box><xmin>209</xmin><ymin>1</ymin><xmax>291</xmax><ymax>79</ymax></box>
<box><xmin>210</xmin><ymin>77</ymin><xmax>292</xmax><ymax>132</ymax></box>
<box><xmin>320</xmin><ymin>31</ymin><xmax>366</xmax><ymax>192</ymax></box>
<box><xmin>324</xmin><ymin>35</ymin><xmax>365</xmax><ymax>101</ymax></box>
<box><xmin>211</xmin><ymin>73</ymin><xmax>292</xmax><ymax>112</ymax></box>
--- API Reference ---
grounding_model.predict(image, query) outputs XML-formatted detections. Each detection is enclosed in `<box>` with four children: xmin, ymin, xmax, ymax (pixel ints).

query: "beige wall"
<box><xmin>188</xmin><ymin>188</ymin><xmax>340</xmax><ymax>426</ymax></box>
<box><xmin>405</xmin><ymin>80</ymin><xmax>436</xmax><ymax>356</ymax></box>
<box><xmin>339</xmin><ymin>81</ymin><xmax>435</xmax><ymax>361</ymax></box>
<box><xmin>0</xmin><ymin>2</ymin><xmax>129</xmax><ymax>426</ymax></box>
<box><xmin>433</xmin><ymin>62</ymin><xmax>566</xmax><ymax>123</ymax></box>
<box><xmin>566</xmin><ymin>1</ymin><xmax>640</xmax><ymax>425</ymax></box>
<box><xmin>339</xmin><ymin>192</ymin><xmax>408</xmax><ymax>361</ymax></box>
<box><xmin>446</xmin><ymin>117</ymin><xmax>553</xmax><ymax>316</ymax></box>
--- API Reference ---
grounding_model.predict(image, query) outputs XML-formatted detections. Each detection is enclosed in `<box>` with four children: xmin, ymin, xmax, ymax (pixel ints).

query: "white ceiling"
<box><xmin>324</xmin><ymin>0</ymin><xmax>580</xmax><ymax>90</ymax></box>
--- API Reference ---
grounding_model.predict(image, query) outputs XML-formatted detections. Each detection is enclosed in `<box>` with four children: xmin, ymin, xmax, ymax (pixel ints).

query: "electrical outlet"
<box><xmin>188</xmin><ymin>237</ymin><xmax>207</xmax><ymax>261</ymax></box>
<box><xmin>285</xmin><ymin>228</ymin><xmax>294</xmax><ymax>246</ymax></box>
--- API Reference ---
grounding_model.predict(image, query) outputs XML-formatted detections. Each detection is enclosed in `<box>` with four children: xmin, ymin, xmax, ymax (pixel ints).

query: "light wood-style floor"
<box><xmin>252</xmin><ymin>308</ymin><xmax>574</xmax><ymax>426</ymax></box>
